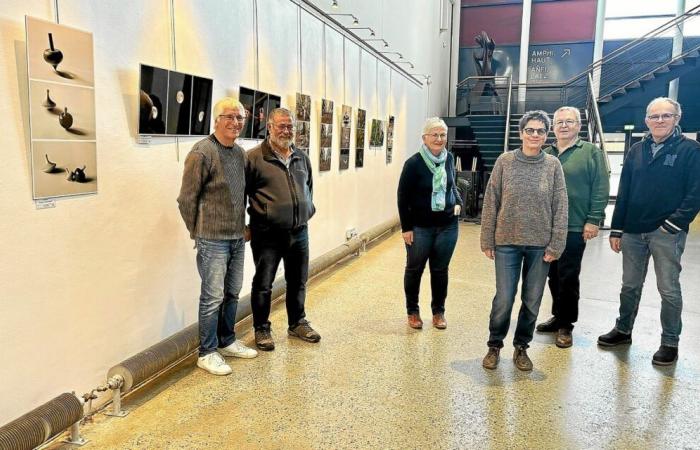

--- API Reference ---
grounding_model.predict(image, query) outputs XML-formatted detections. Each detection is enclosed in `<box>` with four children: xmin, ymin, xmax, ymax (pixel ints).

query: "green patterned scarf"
<box><xmin>418</xmin><ymin>144</ymin><xmax>448</xmax><ymax>211</ymax></box>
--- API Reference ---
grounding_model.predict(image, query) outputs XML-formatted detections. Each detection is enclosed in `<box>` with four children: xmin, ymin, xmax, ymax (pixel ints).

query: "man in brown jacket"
<box><xmin>177</xmin><ymin>97</ymin><xmax>258</xmax><ymax>376</ymax></box>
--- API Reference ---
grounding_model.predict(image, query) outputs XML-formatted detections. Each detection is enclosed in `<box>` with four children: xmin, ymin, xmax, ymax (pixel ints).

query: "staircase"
<box><xmin>467</xmin><ymin>114</ymin><xmax>506</xmax><ymax>172</ymax></box>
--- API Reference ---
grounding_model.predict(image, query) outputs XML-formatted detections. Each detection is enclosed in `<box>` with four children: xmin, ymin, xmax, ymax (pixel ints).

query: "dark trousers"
<box><xmin>403</xmin><ymin>221</ymin><xmax>458</xmax><ymax>315</ymax></box>
<box><xmin>547</xmin><ymin>231</ymin><xmax>587</xmax><ymax>330</ymax></box>
<box><xmin>250</xmin><ymin>226</ymin><xmax>309</xmax><ymax>330</ymax></box>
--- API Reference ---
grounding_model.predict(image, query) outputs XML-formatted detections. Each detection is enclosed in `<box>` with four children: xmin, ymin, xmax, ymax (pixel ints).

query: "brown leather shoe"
<box><xmin>482</xmin><ymin>347</ymin><xmax>500</xmax><ymax>369</ymax></box>
<box><xmin>432</xmin><ymin>313</ymin><xmax>447</xmax><ymax>329</ymax></box>
<box><xmin>407</xmin><ymin>313</ymin><xmax>423</xmax><ymax>329</ymax></box>
<box><xmin>556</xmin><ymin>328</ymin><xmax>573</xmax><ymax>348</ymax></box>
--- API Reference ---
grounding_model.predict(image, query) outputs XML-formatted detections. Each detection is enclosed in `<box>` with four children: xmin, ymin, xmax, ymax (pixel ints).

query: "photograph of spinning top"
<box><xmin>31</xmin><ymin>141</ymin><xmax>97</xmax><ymax>199</ymax></box>
<box><xmin>25</xmin><ymin>16</ymin><xmax>94</xmax><ymax>87</ymax></box>
<box><xmin>29</xmin><ymin>79</ymin><xmax>95</xmax><ymax>140</ymax></box>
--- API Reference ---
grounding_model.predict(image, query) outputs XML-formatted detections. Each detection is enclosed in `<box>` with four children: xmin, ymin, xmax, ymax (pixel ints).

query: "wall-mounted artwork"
<box><xmin>386</xmin><ymin>115</ymin><xmax>395</xmax><ymax>164</ymax></box>
<box><xmin>139</xmin><ymin>65</ymin><xmax>168</xmax><ymax>134</ymax></box>
<box><xmin>190</xmin><ymin>76</ymin><xmax>213</xmax><ymax>135</ymax></box>
<box><xmin>295</xmin><ymin>93</ymin><xmax>311</xmax><ymax>154</ymax></box>
<box><xmin>370</xmin><ymin>119</ymin><xmax>384</xmax><ymax>148</ymax></box>
<box><xmin>319</xmin><ymin>99</ymin><xmax>334</xmax><ymax>172</ymax></box>
<box><xmin>166</xmin><ymin>70</ymin><xmax>192</xmax><ymax>135</ymax></box>
<box><xmin>239</xmin><ymin>87</ymin><xmax>280</xmax><ymax>140</ymax></box>
<box><xmin>239</xmin><ymin>86</ymin><xmax>255</xmax><ymax>139</ymax></box>
<box><xmin>339</xmin><ymin>105</ymin><xmax>352</xmax><ymax>170</ymax></box>
<box><xmin>355</xmin><ymin>108</ymin><xmax>366</xmax><ymax>168</ymax></box>
<box><xmin>26</xmin><ymin>16</ymin><xmax>97</xmax><ymax>199</ymax></box>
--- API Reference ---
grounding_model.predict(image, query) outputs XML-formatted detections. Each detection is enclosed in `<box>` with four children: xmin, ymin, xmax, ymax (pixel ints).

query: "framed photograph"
<box><xmin>238</xmin><ymin>86</ymin><xmax>255</xmax><ymax>139</ymax></box>
<box><xmin>321</xmin><ymin>99</ymin><xmax>334</xmax><ymax>124</ymax></box>
<box><xmin>252</xmin><ymin>91</ymin><xmax>269</xmax><ymax>139</ymax></box>
<box><xmin>319</xmin><ymin>147</ymin><xmax>332</xmax><ymax>172</ymax></box>
<box><xmin>340</xmin><ymin>127</ymin><xmax>351</xmax><ymax>150</ymax></box>
<box><xmin>339</xmin><ymin>149</ymin><xmax>350</xmax><ymax>170</ymax></box>
<box><xmin>166</xmin><ymin>70</ymin><xmax>192</xmax><ymax>135</ymax></box>
<box><xmin>341</xmin><ymin>105</ymin><xmax>352</xmax><ymax>128</ymax></box>
<box><xmin>190</xmin><ymin>76</ymin><xmax>213</xmax><ymax>135</ymax></box>
<box><xmin>26</xmin><ymin>16</ymin><xmax>94</xmax><ymax>87</ymax></box>
<box><xmin>357</xmin><ymin>108</ymin><xmax>366</xmax><ymax>130</ymax></box>
<box><xmin>320</xmin><ymin>123</ymin><xmax>333</xmax><ymax>148</ymax></box>
<box><xmin>355</xmin><ymin>146</ymin><xmax>364</xmax><ymax>168</ymax></box>
<box><xmin>26</xmin><ymin>16</ymin><xmax>97</xmax><ymax>199</ymax></box>
<box><xmin>138</xmin><ymin>64</ymin><xmax>168</xmax><ymax>135</ymax></box>
<box><xmin>295</xmin><ymin>120</ymin><xmax>310</xmax><ymax>153</ymax></box>
<box><xmin>296</xmin><ymin>93</ymin><xmax>311</xmax><ymax>122</ymax></box>
<box><xmin>370</xmin><ymin>119</ymin><xmax>384</xmax><ymax>147</ymax></box>
<box><xmin>356</xmin><ymin>124</ymin><xmax>365</xmax><ymax>150</ymax></box>
<box><xmin>386</xmin><ymin>115</ymin><xmax>395</xmax><ymax>164</ymax></box>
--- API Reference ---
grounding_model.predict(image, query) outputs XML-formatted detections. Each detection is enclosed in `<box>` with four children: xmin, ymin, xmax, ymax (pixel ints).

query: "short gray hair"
<box><xmin>422</xmin><ymin>117</ymin><xmax>448</xmax><ymax>135</ymax></box>
<box><xmin>519</xmin><ymin>110</ymin><xmax>551</xmax><ymax>132</ymax></box>
<box><xmin>646</xmin><ymin>97</ymin><xmax>682</xmax><ymax>117</ymax></box>
<box><xmin>553</xmin><ymin>106</ymin><xmax>581</xmax><ymax>123</ymax></box>
<box><xmin>213</xmin><ymin>97</ymin><xmax>245</xmax><ymax>122</ymax></box>
<box><xmin>268</xmin><ymin>107</ymin><xmax>295</xmax><ymax>125</ymax></box>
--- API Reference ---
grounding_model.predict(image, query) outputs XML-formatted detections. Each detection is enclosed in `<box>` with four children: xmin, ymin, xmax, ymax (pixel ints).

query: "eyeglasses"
<box><xmin>272</xmin><ymin>123</ymin><xmax>296</xmax><ymax>132</ymax></box>
<box><xmin>218</xmin><ymin>114</ymin><xmax>246</xmax><ymax>123</ymax></box>
<box><xmin>646</xmin><ymin>113</ymin><xmax>678</xmax><ymax>122</ymax></box>
<box><xmin>426</xmin><ymin>133</ymin><xmax>447</xmax><ymax>140</ymax></box>
<box><xmin>554</xmin><ymin>119</ymin><xmax>578</xmax><ymax>127</ymax></box>
<box><xmin>523</xmin><ymin>128</ymin><xmax>547</xmax><ymax>136</ymax></box>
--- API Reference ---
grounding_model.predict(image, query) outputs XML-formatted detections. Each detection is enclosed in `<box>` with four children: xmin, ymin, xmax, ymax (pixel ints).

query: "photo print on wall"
<box><xmin>319</xmin><ymin>99</ymin><xmax>334</xmax><ymax>172</ymax></box>
<box><xmin>294</xmin><ymin>93</ymin><xmax>311</xmax><ymax>154</ymax></box>
<box><xmin>190</xmin><ymin>76</ymin><xmax>214</xmax><ymax>135</ymax></box>
<box><xmin>139</xmin><ymin>65</ymin><xmax>168</xmax><ymax>134</ymax></box>
<box><xmin>238</xmin><ymin>86</ymin><xmax>255</xmax><ymax>139</ymax></box>
<box><xmin>355</xmin><ymin>108</ymin><xmax>366</xmax><ymax>168</ymax></box>
<box><xmin>339</xmin><ymin>105</ymin><xmax>352</xmax><ymax>170</ymax></box>
<box><xmin>238</xmin><ymin>87</ymin><xmax>281</xmax><ymax>140</ymax></box>
<box><xmin>386</xmin><ymin>115</ymin><xmax>395</xmax><ymax>164</ymax></box>
<box><xmin>26</xmin><ymin>16</ymin><xmax>97</xmax><ymax>199</ymax></box>
<box><xmin>166</xmin><ymin>70</ymin><xmax>193</xmax><ymax>135</ymax></box>
<box><xmin>370</xmin><ymin>119</ymin><xmax>384</xmax><ymax>148</ymax></box>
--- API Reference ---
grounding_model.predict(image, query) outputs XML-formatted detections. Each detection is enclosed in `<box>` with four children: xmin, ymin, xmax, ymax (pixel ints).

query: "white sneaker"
<box><xmin>219</xmin><ymin>340</ymin><xmax>258</xmax><ymax>359</ymax></box>
<box><xmin>197</xmin><ymin>352</ymin><xmax>232</xmax><ymax>375</ymax></box>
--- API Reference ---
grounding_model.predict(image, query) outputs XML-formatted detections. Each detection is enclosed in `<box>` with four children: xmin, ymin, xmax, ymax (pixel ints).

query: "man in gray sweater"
<box><xmin>178</xmin><ymin>97</ymin><xmax>258</xmax><ymax>376</ymax></box>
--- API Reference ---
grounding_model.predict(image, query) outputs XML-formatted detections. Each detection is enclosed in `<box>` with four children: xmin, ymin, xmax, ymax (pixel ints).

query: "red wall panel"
<box><xmin>462</xmin><ymin>0</ymin><xmax>522</xmax><ymax>5</ymax></box>
<box><xmin>529</xmin><ymin>0</ymin><xmax>597</xmax><ymax>44</ymax></box>
<box><xmin>460</xmin><ymin>4</ymin><xmax>523</xmax><ymax>46</ymax></box>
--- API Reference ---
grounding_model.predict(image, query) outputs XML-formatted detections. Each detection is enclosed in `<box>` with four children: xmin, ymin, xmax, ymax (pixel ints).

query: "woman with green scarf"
<box><xmin>397</xmin><ymin>117</ymin><xmax>462</xmax><ymax>330</ymax></box>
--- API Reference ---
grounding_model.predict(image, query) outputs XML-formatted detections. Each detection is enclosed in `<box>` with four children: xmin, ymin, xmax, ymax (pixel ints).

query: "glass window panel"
<box><xmin>605</xmin><ymin>0</ymin><xmax>674</xmax><ymax>18</ymax></box>
<box><xmin>686</xmin><ymin>0</ymin><xmax>700</xmax><ymax>12</ymax></box>
<box><xmin>604</xmin><ymin>17</ymin><xmax>673</xmax><ymax>40</ymax></box>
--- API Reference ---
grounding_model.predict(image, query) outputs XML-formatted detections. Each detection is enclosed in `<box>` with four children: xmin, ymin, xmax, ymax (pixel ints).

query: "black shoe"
<box><xmin>597</xmin><ymin>328</ymin><xmax>632</xmax><ymax>347</ymax></box>
<box><xmin>652</xmin><ymin>345</ymin><xmax>678</xmax><ymax>366</ymax></box>
<box><xmin>536</xmin><ymin>317</ymin><xmax>559</xmax><ymax>333</ymax></box>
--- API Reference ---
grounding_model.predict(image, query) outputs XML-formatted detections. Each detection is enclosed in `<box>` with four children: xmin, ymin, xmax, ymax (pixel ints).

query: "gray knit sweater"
<box><xmin>177</xmin><ymin>135</ymin><xmax>246</xmax><ymax>240</ymax></box>
<box><xmin>480</xmin><ymin>149</ymin><xmax>568</xmax><ymax>259</ymax></box>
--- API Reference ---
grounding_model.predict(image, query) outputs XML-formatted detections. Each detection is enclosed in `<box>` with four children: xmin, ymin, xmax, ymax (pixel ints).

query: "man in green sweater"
<box><xmin>536</xmin><ymin>106</ymin><xmax>610</xmax><ymax>348</ymax></box>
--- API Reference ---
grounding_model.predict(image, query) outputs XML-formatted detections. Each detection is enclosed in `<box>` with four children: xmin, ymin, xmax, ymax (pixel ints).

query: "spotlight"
<box><xmin>331</xmin><ymin>0</ymin><xmax>339</xmax><ymax>8</ymax></box>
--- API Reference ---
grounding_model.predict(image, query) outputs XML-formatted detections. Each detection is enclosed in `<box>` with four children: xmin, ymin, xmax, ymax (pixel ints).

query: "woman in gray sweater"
<box><xmin>480</xmin><ymin>110</ymin><xmax>568</xmax><ymax>372</ymax></box>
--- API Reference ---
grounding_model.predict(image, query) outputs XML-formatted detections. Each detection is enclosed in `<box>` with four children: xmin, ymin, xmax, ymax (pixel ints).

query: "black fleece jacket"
<box><xmin>610</xmin><ymin>132</ymin><xmax>700</xmax><ymax>236</ymax></box>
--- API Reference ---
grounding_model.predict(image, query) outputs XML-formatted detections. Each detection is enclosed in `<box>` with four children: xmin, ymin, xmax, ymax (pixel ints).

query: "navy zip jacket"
<box><xmin>610</xmin><ymin>132</ymin><xmax>700</xmax><ymax>236</ymax></box>
<box><xmin>397</xmin><ymin>151</ymin><xmax>462</xmax><ymax>231</ymax></box>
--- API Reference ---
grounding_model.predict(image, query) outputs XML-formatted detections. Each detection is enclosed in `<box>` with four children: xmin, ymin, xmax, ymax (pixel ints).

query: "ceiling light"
<box><xmin>331</xmin><ymin>0</ymin><xmax>339</xmax><ymax>8</ymax></box>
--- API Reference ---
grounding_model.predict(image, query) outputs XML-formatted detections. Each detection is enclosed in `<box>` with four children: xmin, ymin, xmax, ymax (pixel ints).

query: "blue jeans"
<box><xmin>615</xmin><ymin>229</ymin><xmax>687</xmax><ymax>347</ymax></box>
<box><xmin>488</xmin><ymin>245</ymin><xmax>550</xmax><ymax>349</ymax></box>
<box><xmin>196</xmin><ymin>238</ymin><xmax>245</xmax><ymax>356</ymax></box>
<box><xmin>250</xmin><ymin>226</ymin><xmax>309</xmax><ymax>330</ymax></box>
<box><xmin>403</xmin><ymin>221</ymin><xmax>458</xmax><ymax>315</ymax></box>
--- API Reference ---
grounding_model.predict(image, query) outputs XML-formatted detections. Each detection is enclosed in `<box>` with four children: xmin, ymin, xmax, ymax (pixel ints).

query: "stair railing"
<box><xmin>585</xmin><ymin>73</ymin><xmax>610</xmax><ymax>173</ymax></box>
<box><xmin>503</xmin><ymin>76</ymin><xmax>513</xmax><ymax>152</ymax></box>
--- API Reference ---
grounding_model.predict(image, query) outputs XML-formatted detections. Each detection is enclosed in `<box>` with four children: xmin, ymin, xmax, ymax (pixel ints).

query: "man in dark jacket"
<box><xmin>598</xmin><ymin>97</ymin><xmax>700</xmax><ymax>366</ymax></box>
<box><xmin>246</xmin><ymin>108</ymin><xmax>320</xmax><ymax>351</ymax></box>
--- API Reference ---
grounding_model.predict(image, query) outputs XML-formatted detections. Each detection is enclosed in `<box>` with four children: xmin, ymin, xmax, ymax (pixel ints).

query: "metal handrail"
<box><xmin>503</xmin><ymin>76</ymin><xmax>513</xmax><ymax>152</ymax></box>
<box><xmin>456</xmin><ymin>75</ymin><xmax>511</xmax><ymax>88</ymax></box>
<box><xmin>586</xmin><ymin>73</ymin><xmax>610</xmax><ymax>173</ymax></box>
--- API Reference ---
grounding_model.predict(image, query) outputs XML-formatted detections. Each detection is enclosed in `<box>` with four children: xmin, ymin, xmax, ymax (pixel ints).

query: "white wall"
<box><xmin>0</xmin><ymin>0</ymin><xmax>451</xmax><ymax>423</ymax></box>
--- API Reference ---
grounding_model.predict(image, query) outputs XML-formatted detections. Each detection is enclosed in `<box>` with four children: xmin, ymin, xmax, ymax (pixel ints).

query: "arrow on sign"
<box><xmin>561</xmin><ymin>48</ymin><xmax>571</xmax><ymax>58</ymax></box>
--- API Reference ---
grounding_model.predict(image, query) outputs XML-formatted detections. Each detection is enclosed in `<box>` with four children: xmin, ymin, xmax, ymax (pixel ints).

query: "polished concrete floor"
<box><xmin>55</xmin><ymin>224</ymin><xmax>700</xmax><ymax>449</ymax></box>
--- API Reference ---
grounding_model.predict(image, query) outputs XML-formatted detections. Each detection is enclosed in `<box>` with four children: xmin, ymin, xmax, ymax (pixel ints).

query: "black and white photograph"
<box><xmin>341</xmin><ymin>105</ymin><xmax>352</xmax><ymax>128</ymax></box>
<box><xmin>138</xmin><ymin>64</ymin><xmax>168</xmax><ymax>135</ymax></box>
<box><xmin>296</xmin><ymin>93</ymin><xmax>311</xmax><ymax>122</ymax></box>
<box><xmin>295</xmin><ymin>120</ymin><xmax>310</xmax><ymax>153</ymax></box>
<box><xmin>26</xmin><ymin>16</ymin><xmax>97</xmax><ymax>199</ymax></box>
<box><xmin>370</xmin><ymin>119</ymin><xmax>384</xmax><ymax>147</ymax></box>
<box><xmin>238</xmin><ymin>86</ymin><xmax>255</xmax><ymax>139</ymax></box>
<box><xmin>355</xmin><ymin>145</ymin><xmax>364</xmax><ymax>168</ymax></box>
<box><xmin>320</xmin><ymin>123</ymin><xmax>333</xmax><ymax>148</ymax></box>
<box><xmin>166</xmin><ymin>70</ymin><xmax>192</xmax><ymax>135</ymax></box>
<box><xmin>253</xmin><ymin>91</ymin><xmax>269</xmax><ymax>139</ymax></box>
<box><xmin>355</xmin><ymin>108</ymin><xmax>366</xmax><ymax>168</ymax></box>
<box><xmin>31</xmin><ymin>141</ymin><xmax>97</xmax><ymax>199</ymax></box>
<box><xmin>29</xmin><ymin>79</ymin><xmax>96</xmax><ymax>140</ymax></box>
<box><xmin>190</xmin><ymin>76</ymin><xmax>213</xmax><ymax>135</ymax></box>
<box><xmin>26</xmin><ymin>16</ymin><xmax>94</xmax><ymax>87</ymax></box>
<box><xmin>386</xmin><ymin>115</ymin><xmax>395</xmax><ymax>164</ymax></box>
<box><xmin>319</xmin><ymin>147</ymin><xmax>332</xmax><ymax>172</ymax></box>
<box><xmin>340</xmin><ymin>126</ymin><xmax>351</xmax><ymax>151</ymax></box>
<box><xmin>339</xmin><ymin>148</ymin><xmax>350</xmax><ymax>170</ymax></box>
<box><xmin>321</xmin><ymin>98</ymin><xmax>334</xmax><ymax>124</ymax></box>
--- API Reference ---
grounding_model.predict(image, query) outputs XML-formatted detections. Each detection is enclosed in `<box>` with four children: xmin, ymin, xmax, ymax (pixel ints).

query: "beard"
<box><xmin>271</xmin><ymin>134</ymin><xmax>294</xmax><ymax>149</ymax></box>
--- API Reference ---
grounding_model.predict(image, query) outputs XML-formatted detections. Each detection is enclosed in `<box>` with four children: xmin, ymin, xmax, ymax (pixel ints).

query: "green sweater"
<box><xmin>544</xmin><ymin>139</ymin><xmax>610</xmax><ymax>232</ymax></box>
